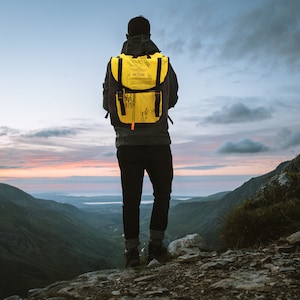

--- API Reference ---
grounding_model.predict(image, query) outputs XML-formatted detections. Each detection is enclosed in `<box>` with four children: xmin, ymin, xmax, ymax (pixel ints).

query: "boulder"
<box><xmin>167</xmin><ymin>233</ymin><xmax>206</xmax><ymax>258</ymax></box>
<box><xmin>287</xmin><ymin>231</ymin><xmax>300</xmax><ymax>245</ymax></box>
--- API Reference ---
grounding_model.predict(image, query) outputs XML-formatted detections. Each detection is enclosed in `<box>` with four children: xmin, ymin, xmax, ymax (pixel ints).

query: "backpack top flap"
<box><xmin>110</xmin><ymin>53</ymin><xmax>169</xmax><ymax>90</ymax></box>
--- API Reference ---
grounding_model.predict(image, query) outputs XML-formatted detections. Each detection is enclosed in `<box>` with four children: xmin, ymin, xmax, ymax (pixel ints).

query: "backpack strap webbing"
<box><xmin>117</xmin><ymin>58</ymin><xmax>126</xmax><ymax>115</ymax></box>
<box><xmin>155</xmin><ymin>57</ymin><xmax>162</xmax><ymax>117</ymax></box>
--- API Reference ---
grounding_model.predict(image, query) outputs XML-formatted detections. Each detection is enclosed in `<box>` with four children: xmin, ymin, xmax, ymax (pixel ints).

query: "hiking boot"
<box><xmin>147</xmin><ymin>241</ymin><xmax>168</xmax><ymax>263</ymax></box>
<box><xmin>125</xmin><ymin>248</ymin><xmax>140</xmax><ymax>267</ymax></box>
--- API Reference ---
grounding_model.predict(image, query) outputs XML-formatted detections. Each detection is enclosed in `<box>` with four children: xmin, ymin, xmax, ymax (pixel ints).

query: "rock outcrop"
<box><xmin>253</xmin><ymin>154</ymin><xmax>300</xmax><ymax>204</ymax></box>
<box><xmin>6</xmin><ymin>232</ymin><xmax>300</xmax><ymax>300</ymax></box>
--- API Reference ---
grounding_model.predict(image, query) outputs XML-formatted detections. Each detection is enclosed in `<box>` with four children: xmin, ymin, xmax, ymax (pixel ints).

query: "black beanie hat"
<box><xmin>128</xmin><ymin>16</ymin><xmax>150</xmax><ymax>37</ymax></box>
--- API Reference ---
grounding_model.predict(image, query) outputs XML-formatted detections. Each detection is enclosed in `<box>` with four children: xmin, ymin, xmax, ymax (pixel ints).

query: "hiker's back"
<box><xmin>108</xmin><ymin>52</ymin><xmax>170</xmax><ymax>131</ymax></box>
<box><xmin>103</xmin><ymin>34</ymin><xmax>178</xmax><ymax>147</ymax></box>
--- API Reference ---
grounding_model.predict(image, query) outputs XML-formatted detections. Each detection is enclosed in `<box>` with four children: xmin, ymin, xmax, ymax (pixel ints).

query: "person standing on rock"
<box><xmin>103</xmin><ymin>16</ymin><xmax>178</xmax><ymax>267</ymax></box>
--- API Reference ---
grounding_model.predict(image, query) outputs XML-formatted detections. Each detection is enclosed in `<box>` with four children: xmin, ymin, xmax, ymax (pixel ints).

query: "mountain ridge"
<box><xmin>1</xmin><ymin>154</ymin><xmax>299</xmax><ymax>298</ymax></box>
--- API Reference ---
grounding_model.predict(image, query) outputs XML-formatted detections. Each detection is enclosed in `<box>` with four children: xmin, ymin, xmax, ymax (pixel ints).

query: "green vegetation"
<box><xmin>221</xmin><ymin>172</ymin><xmax>300</xmax><ymax>249</ymax></box>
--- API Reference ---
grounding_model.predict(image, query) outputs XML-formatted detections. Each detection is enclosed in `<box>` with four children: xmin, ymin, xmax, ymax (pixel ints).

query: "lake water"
<box><xmin>83</xmin><ymin>197</ymin><xmax>191</xmax><ymax>205</ymax></box>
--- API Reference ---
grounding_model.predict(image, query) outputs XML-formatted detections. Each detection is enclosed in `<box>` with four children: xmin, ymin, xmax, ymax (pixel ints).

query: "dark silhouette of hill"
<box><xmin>0</xmin><ymin>183</ymin><xmax>122</xmax><ymax>299</ymax></box>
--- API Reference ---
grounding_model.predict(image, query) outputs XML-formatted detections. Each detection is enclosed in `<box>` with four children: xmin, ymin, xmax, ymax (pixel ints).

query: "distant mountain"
<box><xmin>0</xmin><ymin>183</ymin><xmax>122</xmax><ymax>299</ymax></box>
<box><xmin>166</xmin><ymin>157</ymin><xmax>294</xmax><ymax>249</ymax></box>
<box><xmin>181</xmin><ymin>191</ymin><xmax>230</xmax><ymax>203</ymax></box>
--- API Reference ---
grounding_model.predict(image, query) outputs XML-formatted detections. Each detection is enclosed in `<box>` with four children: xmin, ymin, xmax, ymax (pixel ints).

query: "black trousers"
<box><xmin>117</xmin><ymin>145</ymin><xmax>173</xmax><ymax>240</ymax></box>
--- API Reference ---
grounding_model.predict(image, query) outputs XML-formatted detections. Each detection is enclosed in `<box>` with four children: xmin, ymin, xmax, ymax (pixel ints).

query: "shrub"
<box><xmin>221</xmin><ymin>172</ymin><xmax>300</xmax><ymax>249</ymax></box>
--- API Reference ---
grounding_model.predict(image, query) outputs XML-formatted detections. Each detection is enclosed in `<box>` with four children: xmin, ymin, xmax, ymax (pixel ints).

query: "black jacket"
<box><xmin>103</xmin><ymin>35</ymin><xmax>178</xmax><ymax>147</ymax></box>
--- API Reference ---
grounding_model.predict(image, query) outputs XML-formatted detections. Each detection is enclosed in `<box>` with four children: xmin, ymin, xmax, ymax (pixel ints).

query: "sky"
<box><xmin>1</xmin><ymin>0</ymin><xmax>300</xmax><ymax>197</ymax></box>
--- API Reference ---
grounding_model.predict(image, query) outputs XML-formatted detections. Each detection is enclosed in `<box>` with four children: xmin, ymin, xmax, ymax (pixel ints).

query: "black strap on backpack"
<box><xmin>154</xmin><ymin>57</ymin><xmax>162</xmax><ymax>117</ymax></box>
<box><xmin>117</xmin><ymin>58</ymin><xmax>126</xmax><ymax>116</ymax></box>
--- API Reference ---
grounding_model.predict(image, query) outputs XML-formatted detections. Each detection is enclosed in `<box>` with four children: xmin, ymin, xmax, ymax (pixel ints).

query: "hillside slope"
<box><xmin>167</xmin><ymin>157</ymin><xmax>294</xmax><ymax>249</ymax></box>
<box><xmin>0</xmin><ymin>183</ymin><xmax>122</xmax><ymax>299</ymax></box>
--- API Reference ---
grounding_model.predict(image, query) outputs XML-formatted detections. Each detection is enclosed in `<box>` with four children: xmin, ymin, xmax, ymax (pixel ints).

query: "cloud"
<box><xmin>0</xmin><ymin>128</ymin><xmax>8</xmax><ymax>136</ymax></box>
<box><xmin>25</xmin><ymin>128</ymin><xmax>78</xmax><ymax>138</ymax></box>
<box><xmin>275</xmin><ymin>128</ymin><xmax>300</xmax><ymax>150</ymax></box>
<box><xmin>221</xmin><ymin>0</ymin><xmax>300</xmax><ymax>69</ymax></box>
<box><xmin>0</xmin><ymin>122</ymin><xmax>117</xmax><ymax>173</ymax></box>
<box><xmin>216</xmin><ymin>138</ymin><xmax>269</xmax><ymax>154</ymax></box>
<box><xmin>0</xmin><ymin>126</ymin><xmax>18</xmax><ymax>136</ymax></box>
<box><xmin>205</xmin><ymin>103</ymin><xmax>272</xmax><ymax>124</ymax></box>
<box><xmin>0</xmin><ymin>165</ymin><xmax>32</xmax><ymax>171</ymax></box>
<box><xmin>0</xmin><ymin>166</ymin><xmax>22</xmax><ymax>169</ymax></box>
<box><xmin>102</xmin><ymin>151</ymin><xmax>116</xmax><ymax>157</ymax></box>
<box><xmin>161</xmin><ymin>1</ymin><xmax>300</xmax><ymax>70</ymax></box>
<box><xmin>175</xmin><ymin>165</ymin><xmax>226</xmax><ymax>171</ymax></box>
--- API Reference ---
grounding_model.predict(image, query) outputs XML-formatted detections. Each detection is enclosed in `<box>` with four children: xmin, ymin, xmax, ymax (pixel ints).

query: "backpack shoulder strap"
<box><xmin>154</xmin><ymin>57</ymin><xmax>162</xmax><ymax>117</ymax></box>
<box><xmin>116</xmin><ymin>57</ymin><xmax>126</xmax><ymax>115</ymax></box>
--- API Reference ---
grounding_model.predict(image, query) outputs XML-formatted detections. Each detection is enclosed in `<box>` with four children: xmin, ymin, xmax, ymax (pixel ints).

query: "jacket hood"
<box><xmin>121</xmin><ymin>35</ymin><xmax>160</xmax><ymax>56</ymax></box>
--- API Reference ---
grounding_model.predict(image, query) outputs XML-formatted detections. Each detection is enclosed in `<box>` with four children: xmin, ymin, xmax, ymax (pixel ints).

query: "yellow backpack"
<box><xmin>108</xmin><ymin>52</ymin><xmax>170</xmax><ymax>130</ymax></box>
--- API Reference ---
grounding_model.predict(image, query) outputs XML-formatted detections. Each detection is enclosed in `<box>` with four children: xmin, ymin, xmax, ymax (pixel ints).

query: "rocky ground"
<box><xmin>6</xmin><ymin>233</ymin><xmax>300</xmax><ymax>300</ymax></box>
